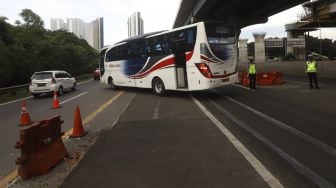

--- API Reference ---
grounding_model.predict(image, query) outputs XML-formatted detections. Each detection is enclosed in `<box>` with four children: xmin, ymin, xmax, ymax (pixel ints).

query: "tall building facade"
<box><xmin>50</xmin><ymin>17</ymin><xmax>104</xmax><ymax>50</ymax></box>
<box><xmin>67</xmin><ymin>18</ymin><xmax>86</xmax><ymax>39</ymax></box>
<box><xmin>128</xmin><ymin>12</ymin><xmax>144</xmax><ymax>37</ymax></box>
<box><xmin>50</xmin><ymin>18</ymin><xmax>66</xmax><ymax>31</ymax></box>
<box><xmin>87</xmin><ymin>18</ymin><xmax>104</xmax><ymax>50</ymax></box>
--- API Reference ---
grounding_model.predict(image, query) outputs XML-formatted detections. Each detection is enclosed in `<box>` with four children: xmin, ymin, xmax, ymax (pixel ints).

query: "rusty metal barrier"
<box><xmin>15</xmin><ymin>115</ymin><xmax>68</xmax><ymax>179</ymax></box>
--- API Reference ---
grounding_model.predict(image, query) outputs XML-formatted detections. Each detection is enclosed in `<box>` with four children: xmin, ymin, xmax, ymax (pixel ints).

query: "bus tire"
<box><xmin>152</xmin><ymin>78</ymin><xmax>165</xmax><ymax>96</ymax></box>
<box><xmin>108</xmin><ymin>77</ymin><xmax>117</xmax><ymax>90</ymax></box>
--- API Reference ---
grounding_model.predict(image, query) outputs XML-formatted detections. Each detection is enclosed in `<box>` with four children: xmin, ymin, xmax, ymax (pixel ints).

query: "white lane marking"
<box><xmin>284</xmin><ymin>80</ymin><xmax>309</xmax><ymax>85</ymax></box>
<box><xmin>191</xmin><ymin>95</ymin><xmax>284</xmax><ymax>188</ymax></box>
<box><xmin>208</xmin><ymin>99</ymin><xmax>335</xmax><ymax>188</ymax></box>
<box><xmin>153</xmin><ymin>99</ymin><xmax>161</xmax><ymax>120</ymax></box>
<box><xmin>0</xmin><ymin>96</ymin><xmax>33</xmax><ymax>106</ymax></box>
<box><xmin>60</xmin><ymin>92</ymin><xmax>87</xmax><ymax>104</ymax></box>
<box><xmin>213</xmin><ymin>89</ymin><xmax>336</xmax><ymax>157</ymax></box>
<box><xmin>283</xmin><ymin>80</ymin><xmax>323</xmax><ymax>87</ymax></box>
<box><xmin>77</xmin><ymin>79</ymin><xmax>93</xmax><ymax>85</ymax></box>
<box><xmin>233</xmin><ymin>84</ymin><xmax>250</xmax><ymax>90</ymax></box>
<box><xmin>0</xmin><ymin>79</ymin><xmax>92</xmax><ymax>107</ymax></box>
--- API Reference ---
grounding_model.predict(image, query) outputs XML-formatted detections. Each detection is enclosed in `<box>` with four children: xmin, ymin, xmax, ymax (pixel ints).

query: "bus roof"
<box><xmin>105</xmin><ymin>22</ymin><xmax>203</xmax><ymax>51</ymax></box>
<box><xmin>115</xmin><ymin>31</ymin><xmax>167</xmax><ymax>44</ymax></box>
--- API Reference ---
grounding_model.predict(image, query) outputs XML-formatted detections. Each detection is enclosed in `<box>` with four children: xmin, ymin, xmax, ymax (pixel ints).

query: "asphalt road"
<box><xmin>1</xmin><ymin>75</ymin><xmax>335</xmax><ymax>187</ymax></box>
<box><xmin>0</xmin><ymin>79</ymin><xmax>135</xmax><ymax>180</ymax></box>
<box><xmin>59</xmin><ymin>76</ymin><xmax>336</xmax><ymax>188</ymax></box>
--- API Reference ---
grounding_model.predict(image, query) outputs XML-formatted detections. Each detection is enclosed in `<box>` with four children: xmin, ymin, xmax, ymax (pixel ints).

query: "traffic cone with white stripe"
<box><xmin>19</xmin><ymin>101</ymin><xmax>33</xmax><ymax>126</ymax></box>
<box><xmin>51</xmin><ymin>90</ymin><xmax>61</xmax><ymax>109</ymax></box>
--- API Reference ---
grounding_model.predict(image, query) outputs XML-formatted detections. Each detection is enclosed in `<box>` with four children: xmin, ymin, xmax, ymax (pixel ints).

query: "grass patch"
<box><xmin>0</xmin><ymin>88</ymin><xmax>31</xmax><ymax>104</ymax></box>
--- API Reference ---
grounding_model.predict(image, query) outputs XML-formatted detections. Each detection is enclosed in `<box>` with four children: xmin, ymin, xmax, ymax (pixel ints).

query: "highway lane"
<box><xmin>0</xmin><ymin>80</ymin><xmax>130</xmax><ymax>179</ymax></box>
<box><xmin>2</xmin><ymin>75</ymin><xmax>336</xmax><ymax>187</ymax></box>
<box><xmin>194</xmin><ymin>78</ymin><xmax>336</xmax><ymax>186</ymax></box>
<box><xmin>61</xmin><ymin>76</ymin><xmax>336</xmax><ymax>187</ymax></box>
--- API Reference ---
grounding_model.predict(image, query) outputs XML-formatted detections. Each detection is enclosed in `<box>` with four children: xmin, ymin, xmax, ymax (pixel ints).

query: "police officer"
<box><xmin>248</xmin><ymin>58</ymin><xmax>257</xmax><ymax>90</ymax></box>
<box><xmin>306</xmin><ymin>55</ymin><xmax>319</xmax><ymax>89</ymax></box>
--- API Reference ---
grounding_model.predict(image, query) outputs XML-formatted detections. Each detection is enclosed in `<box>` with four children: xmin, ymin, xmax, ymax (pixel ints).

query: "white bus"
<box><xmin>99</xmin><ymin>21</ymin><xmax>239</xmax><ymax>95</ymax></box>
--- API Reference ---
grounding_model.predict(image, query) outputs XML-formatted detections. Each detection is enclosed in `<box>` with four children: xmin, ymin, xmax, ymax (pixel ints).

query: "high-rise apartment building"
<box><xmin>87</xmin><ymin>18</ymin><xmax>104</xmax><ymax>50</ymax></box>
<box><xmin>128</xmin><ymin>12</ymin><xmax>144</xmax><ymax>38</ymax></box>
<box><xmin>67</xmin><ymin>18</ymin><xmax>86</xmax><ymax>39</ymax></box>
<box><xmin>50</xmin><ymin>17</ymin><xmax>104</xmax><ymax>50</ymax></box>
<box><xmin>50</xmin><ymin>18</ymin><xmax>66</xmax><ymax>31</ymax></box>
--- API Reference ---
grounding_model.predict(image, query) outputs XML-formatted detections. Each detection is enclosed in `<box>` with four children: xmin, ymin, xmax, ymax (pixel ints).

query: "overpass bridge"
<box><xmin>174</xmin><ymin>0</ymin><xmax>308</xmax><ymax>28</ymax></box>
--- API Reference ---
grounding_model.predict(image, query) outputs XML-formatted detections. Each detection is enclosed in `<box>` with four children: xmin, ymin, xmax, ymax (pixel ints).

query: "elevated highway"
<box><xmin>174</xmin><ymin>0</ymin><xmax>308</xmax><ymax>28</ymax></box>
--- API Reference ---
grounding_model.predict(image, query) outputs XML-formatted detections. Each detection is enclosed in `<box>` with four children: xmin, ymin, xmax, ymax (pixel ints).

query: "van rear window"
<box><xmin>32</xmin><ymin>73</ymin><xmax>52</xmax><ymax>80</ymax></box>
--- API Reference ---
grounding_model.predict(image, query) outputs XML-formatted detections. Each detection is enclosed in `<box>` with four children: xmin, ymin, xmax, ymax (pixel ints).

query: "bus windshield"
<box><xmin>205</xmin><ymin>22</ymin><xmax>235</xmax><ymax>60</ymax></box>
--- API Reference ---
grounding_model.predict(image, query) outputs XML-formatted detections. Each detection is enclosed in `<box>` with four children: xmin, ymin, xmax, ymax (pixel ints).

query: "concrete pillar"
<box><xmin>238</xmin><ymin>39</ymin><xmax>248</xmax><ymax>62</ymax></box>
<box><xmin>253</xmin><ymin>32</ymin><xmax>266</xmax><ymax>62</ymax></box>
<box><xmin>286</xmin><ymin>31</ymin><xmax>294</xmax><ymax>55</ymax></box>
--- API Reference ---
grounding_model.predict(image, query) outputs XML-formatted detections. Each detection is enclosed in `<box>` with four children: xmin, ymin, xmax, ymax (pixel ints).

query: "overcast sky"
<box><xmin>1</xmin><ymin>0</ymin><xmax>335</xmax><ymax>45</ymax></box>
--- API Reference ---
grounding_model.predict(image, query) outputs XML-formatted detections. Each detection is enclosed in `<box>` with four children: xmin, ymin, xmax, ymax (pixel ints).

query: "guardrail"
<box><xmin>0</xmin><ymin>74</ymin><xmax>92</xmax><ymax>95</ymax></box>
<box><xmin>0</xmin><ymin>84</ymin><xmax>29</xmax><ymax>95</ymax></box>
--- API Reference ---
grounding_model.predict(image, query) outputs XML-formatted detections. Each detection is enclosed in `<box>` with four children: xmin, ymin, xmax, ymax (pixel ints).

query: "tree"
<box><xmin>0</xmin><ymin>16</ymin><xmax>13</xmax><ymax>45</ymax></box>
<box><xmin>0</xmin><ymin>9</ymin><xmax>98</xmax><ymax>87</ymax></box>
<box><xmin>19</xmin><ymin>9</ymin><xmax>44</xmax><ymax>29</ymax></box>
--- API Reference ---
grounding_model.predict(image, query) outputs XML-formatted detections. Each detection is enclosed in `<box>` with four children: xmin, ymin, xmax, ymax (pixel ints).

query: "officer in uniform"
<box><xmin>306</xmin><ymin>55</ymin><xmax>319</xmax><ymax>89</ymax></box>
<box><xmin>248</xmin><ymin>58</ymin><xmax>257</xmax><ymax>90</ymax></box>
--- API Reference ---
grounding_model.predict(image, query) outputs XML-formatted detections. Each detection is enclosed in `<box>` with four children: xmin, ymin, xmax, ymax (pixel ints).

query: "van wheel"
<box><xmin>152</xmin><ymin>78</ymin><xmax>165</xmax><ymax>96</ymax></box>
<box><xmin>33</xmin><ymin>94</ymin><xmax>40</xmax><ymax>98</ymax></box>
<box><xmin>58</xmin><ymin>86</ymin><xmax>63</xmax><ymax>96</ymax></box>
<box><xmin>71</xmin><ymin>83</ymin><xmax>76</xmax><ymax>91</ymax></box>
<box><xmin>108</xmin><ymin>78</ymin><xmax>117</xmax><ymax>90</ymax></box>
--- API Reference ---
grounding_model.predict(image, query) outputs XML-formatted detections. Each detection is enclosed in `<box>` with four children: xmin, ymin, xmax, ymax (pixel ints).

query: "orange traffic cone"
<box><xmin>70</xmin><ymin>105</ymin><xmax>87</xmax><ymax>138</ymax></box>
<box><xmin>19</xmin><ymin>101</ymin><xmax>33</xmax><ymax>126</ymax></box>
<box><xmin>51</xmin><ymin>90</ymin><xmax>61</xmax><ymax>109</ymax></box>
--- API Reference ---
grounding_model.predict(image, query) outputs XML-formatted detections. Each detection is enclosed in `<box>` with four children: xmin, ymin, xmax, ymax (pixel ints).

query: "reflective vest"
<box><xmin>306</xmin><ymin>61</ymin><xmax>317</xmax><ymax>73</ymax></box>
<box><xmin>248</xmin><ymin>64</ymin><xmax>256</xmax><ymax>74</ymax></box>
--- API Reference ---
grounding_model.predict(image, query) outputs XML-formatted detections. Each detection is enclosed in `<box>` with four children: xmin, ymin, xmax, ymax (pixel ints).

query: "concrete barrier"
<box><xmin>238</xmin><ymin>61</ymin><xmax>336</xmax><ymax>78</ymax></box>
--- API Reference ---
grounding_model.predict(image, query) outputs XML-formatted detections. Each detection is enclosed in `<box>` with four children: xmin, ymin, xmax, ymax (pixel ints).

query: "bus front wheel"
<box><xmin>108</xmin><ymin>77</ymin><xmax>117</xmax><ymax>90</ymax></box>
<box><xmin>152</xmin><ymin>78</ymin><xmax>165</xmax><ymax>96</ymax></box>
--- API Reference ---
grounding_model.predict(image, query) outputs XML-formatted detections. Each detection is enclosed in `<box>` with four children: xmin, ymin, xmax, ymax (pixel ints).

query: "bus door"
<box><xmin>172</xmin><ymin>41</ymin><xmax>187</xmax><ymax>88</ymax></box>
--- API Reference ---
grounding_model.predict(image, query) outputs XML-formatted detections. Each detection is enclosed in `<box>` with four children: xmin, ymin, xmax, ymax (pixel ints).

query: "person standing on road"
<box><xmin>248</xmin><ymin>58</ymin><xmax>257</xmax><ymax>90</ymax></box>
<box><xmin>306</xmin><ymin>55</ymin><xmax>319</xmax><ymax>89</ymax></box>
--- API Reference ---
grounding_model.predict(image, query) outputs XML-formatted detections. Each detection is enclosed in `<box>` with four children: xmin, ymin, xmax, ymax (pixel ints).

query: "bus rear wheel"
<box><xmin>152</xmin><ymin>78</ymin><xmax>165</xmax><ymax>96</ymax></box>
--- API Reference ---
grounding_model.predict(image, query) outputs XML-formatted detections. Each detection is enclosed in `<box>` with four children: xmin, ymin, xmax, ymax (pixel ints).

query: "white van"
<box><xmin>29</xmin><ymin>70</ymin><xmax>77</xmax><ymax>98</ymax></box>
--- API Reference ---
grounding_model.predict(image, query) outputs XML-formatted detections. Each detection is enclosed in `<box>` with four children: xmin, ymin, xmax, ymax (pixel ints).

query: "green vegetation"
<box><xmin>0</xmin><ymin>9</ymin><xmax>98</xmax><ymax>88</ymax></box>
<box><xmin>306</xmin><ymin>36</ymin><xmax>336</xmax><ymax>59</ymax></box>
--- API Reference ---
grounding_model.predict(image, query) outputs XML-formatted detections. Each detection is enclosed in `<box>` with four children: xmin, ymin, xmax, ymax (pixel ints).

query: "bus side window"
<box><xmin>165</xmin><ymin>42</ymin><xmax>172</xmax><ymax>54</ymax></box>
<box><xmin>154</xmin><ymin>43</ymin><xmax>163</xmax><ymax>55</ymax></box>
<box><xmin>185</xmin><ymin>28</ymin><xmax>196</xmax><ymax>51</ymax></box>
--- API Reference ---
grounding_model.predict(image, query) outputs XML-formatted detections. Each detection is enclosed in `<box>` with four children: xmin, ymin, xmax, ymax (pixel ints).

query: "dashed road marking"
<box><xmin>60</xmin><ymin>92</ymin><xmax>87</xmax><ymax>105</ymax></box>
<box><xmin>153</xmin><ymin>99</ymin><xmax>161</xmax><ymax>120</ymax></box>
<box><xmin>233</xmin><ymin>84</ymin><xmax>250</xmax><ymax>90</ymax></box>
<box><xmin>0</xmin><ymin>96</ymin><xmax>33</xmax><ymax>106</ymax></box>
